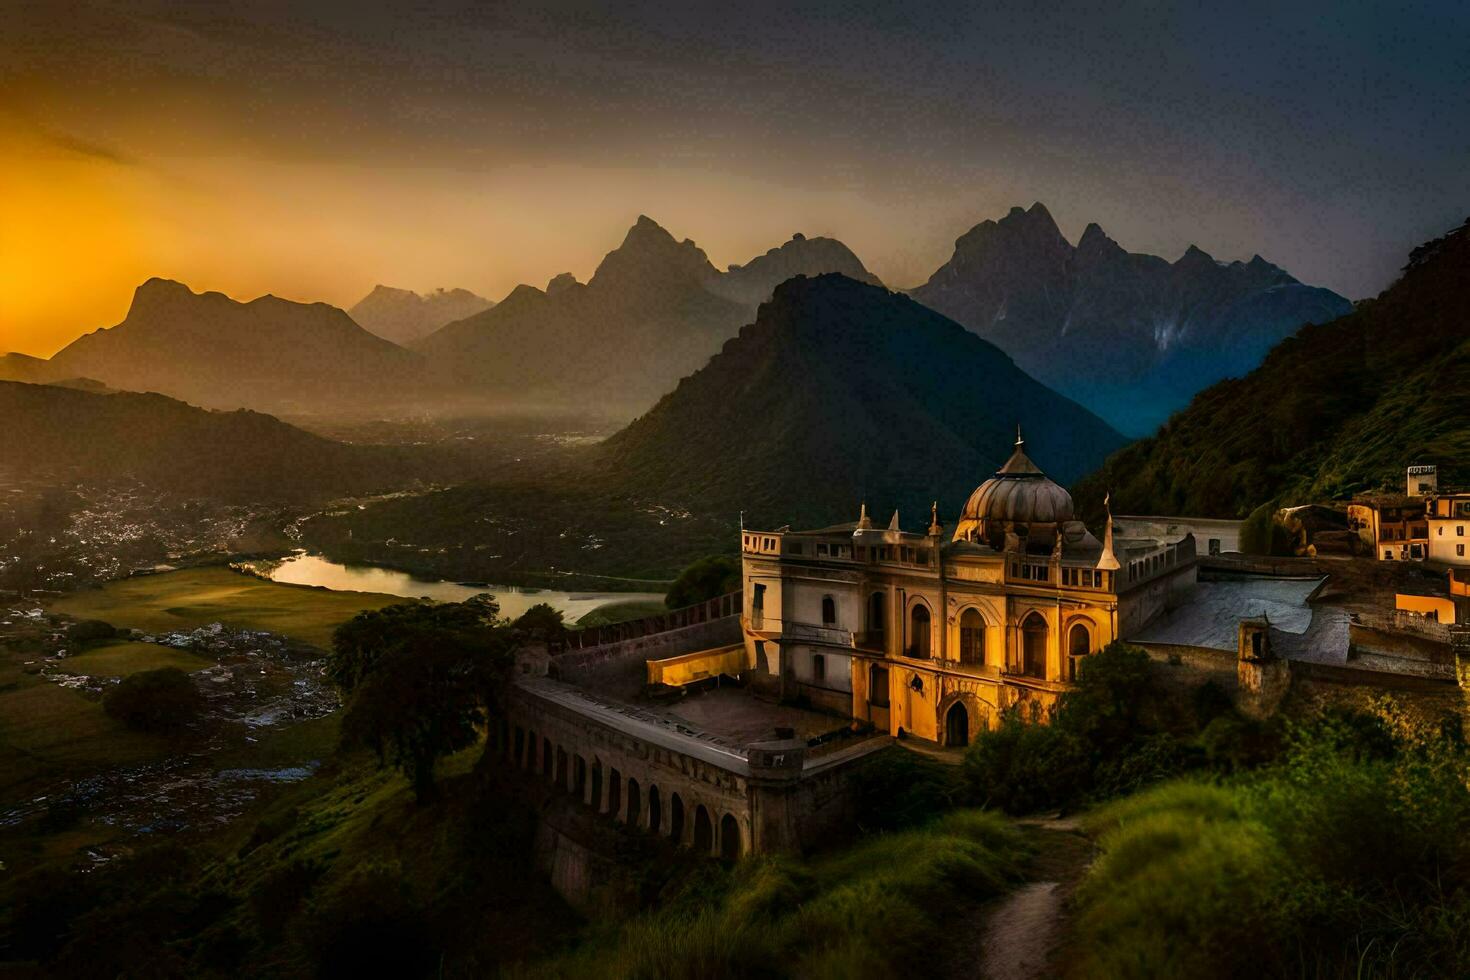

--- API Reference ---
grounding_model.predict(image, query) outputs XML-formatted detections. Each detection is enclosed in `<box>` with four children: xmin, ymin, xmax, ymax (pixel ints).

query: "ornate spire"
<box><xmin>857</xmin><ymin>501</ymin><xmax>872</xmax><ymax>530</ymax></box>
<box><xmin>1016</xmin><ymin>423</ymin><xmax>1024</xmax><ymax>447</ymax></box>
<box><xmin>1097</xmin><ymin>492</ymin><xmax>1121</xmax><ymax>571</ymax></box>
<box><xmin>928</xmin><ymin>501</ymin><xmax>941</xmax><ymax>536</ymax></box>
<box><xmin>888</xmin><ymin>509</ymin><xmax>901</xmax><ymax>531</ymax></box>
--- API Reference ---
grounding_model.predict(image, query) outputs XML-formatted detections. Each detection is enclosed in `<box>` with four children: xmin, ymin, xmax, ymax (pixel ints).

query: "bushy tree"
<box><xmin>102</xmin><ymin>667</ymin><xmax>202</xmax><ymax>733</ymax></box>
<box><xmin>664</xmin><ymin>554</ymin><xmax>741</xmax><ymax>609</ymax></box>
<box><xmin>330</xmin><ymin>599</ymin><xmax>516</xmax><ymax>803</ymax></box>
<box><xmin>511</xmin><ymin>601</ymin><xmax>564</xmax><ymax>636</ymax></box>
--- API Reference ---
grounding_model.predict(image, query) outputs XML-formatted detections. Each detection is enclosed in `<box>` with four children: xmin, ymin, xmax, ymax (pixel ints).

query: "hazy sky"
<box><xmin>2</xmin><ymin>0</ymin><xmax>1466</xmax><ymax>356</ymax></box>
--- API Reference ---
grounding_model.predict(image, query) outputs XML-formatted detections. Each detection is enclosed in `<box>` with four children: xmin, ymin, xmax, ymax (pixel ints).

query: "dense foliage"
<box><xmin>1068</xmin><ymin>705</ymin><xmax>1470</xmax><ymax>979</ymax></box>
<box><xmin>664</xmin><ymin>554</ymin><xmax>741</xmax><ymax>608</ymax></box>
<box><xmin>963</xmin><ymin>642</ymin><xmax>1202</xmax><ymax>813</ymax></box>
<box><xmin>1074</xmin><ymin>218</ymin><xmax>1470</xmax><ymax>521</ymax></box>
<box><xmin>330</xmin><ymin>598</ymin><xmax>515</xmax><ymax>802</ymax></box>
<box><xmin>101</xmin><ymin>666</ymin><xmax>202</xmax><ymax>733</ymax></box>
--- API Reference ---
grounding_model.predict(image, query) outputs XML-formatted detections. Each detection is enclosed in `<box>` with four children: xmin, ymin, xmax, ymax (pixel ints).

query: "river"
<box><xmin>260</xmin><ymin>552</ymin><xmax>663</xmax><ymax>622</ymax></box>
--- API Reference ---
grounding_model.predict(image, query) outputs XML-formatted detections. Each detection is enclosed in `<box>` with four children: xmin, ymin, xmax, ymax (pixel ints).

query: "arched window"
<box><xmin>868</xmin><ymin>592</ymin><xmax>885</xmax><ymax>634</ymax></box>
<box><xmin>822</xmin><ymin>595</ymin><xmax>837</xmax><ymax>626</ymax></box>
<box><xmin>1068</xmin><ymin>623</ymin><xmax>1090</xmax><ymax>681</ymax></box>
<box><xmin>959</xmin><ymin>609</ymin><xmax>985</xmax><ymax>664</ymax></box>
<box><xmin>720</xmin><ymin>814</ymin><xmax>742</xmax><ymax>861</ymax></box>
<box><xmin>908</xmin><ymin>604</ymin><xmax>932</xmax><ymax>658</ymax></box>
<box><xmin>1021</xmin><ymin>612</ymin><xmax>1047</xmax><ymax>679</ymax></box>
<box><xmin>869</xmin><ymin>665</ymin><xmax>890</xmax><ymax>707</ymax></box>
<box><xmin>694</xmin><ymin>805</ymin><xmax>714</xmax><ymax>853</ymax></box>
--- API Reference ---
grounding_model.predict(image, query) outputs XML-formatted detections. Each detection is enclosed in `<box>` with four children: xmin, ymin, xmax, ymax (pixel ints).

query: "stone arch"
<box><xmin>945</xmin><ymin>701</ymin><xmax>970</xmax><ymax>747</ymax></box>
<box><xmin>670</xmin><ymin>792</ymin><xmax>686</xmax><ymax>844</ymax></box>
<box><xmin>937</xmin><ymin>691</ymin><xmax>989</xmax><ymax>744</ymax></box>
<box><xmin>573</xmin><ymin>755</ymin><xmax>587</xmax><ymax>800</ymax></box>
<box><xmin>542</xmin><ymin>737</ymin><xmax>553</xmax><ymax>778</ymax></box>
<box><xmin>608</xmin><ymin>768</ymin><xmax>622</xmax><ymax>817</ymax></box>
<box><xmin>626</xmin><ymin>777</ymin><xmax>641</xmax><ymax>826</ymax></box>
<box><xmin>590</xmin><ymin>760</ymin><xmax>603</xmax><ymax>810</ymax></box>
<box><xmin>1021</xmin><ymin>611</ymin><xmax>1047</xmax><ymax>679</ymax></box>
<box><xmin>958</xmin><ymin>607</ymin><xmax>986</xmax><ymax>664</ymax></box>
<box><xmin>555</xmin><ymin>747</ymin><xmax>568</xmax><ymax>790</ymax></box>
<box><xmin>648</xmin><ymin>785</ymin><xmax>663</xmax><ymax>835</ymax></box>
<box><xmin>720</xmin><ymin>813</ymin><xmax>742</xmax><ymax>861</ymax></box>
<box><xmin>694</xmin><ymin>804</ymin><xmax>714</xmax><ymax>854</ymax></box>
<box><xmin>907</xmin><ymin>599</ymin><xmax>933</xmax><ymax>658</ymax></box>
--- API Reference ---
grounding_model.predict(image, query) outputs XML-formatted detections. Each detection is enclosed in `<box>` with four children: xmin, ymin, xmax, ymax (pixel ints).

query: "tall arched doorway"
<box><xmin>1021</xmin><ymin>613</ymin><xmax>1048</xmax><ymax>679</ymax></box>
<box><xmin>1068</xmin><ymin>623</ymin><xmax>1091</xmax><ymax>681</ymax></box>
<box><xmin>694</xmin><ymin>805</ymin><xmax>713</xmax><ymax>853</ymax></box>
<box><xmin>720</xmin><ymin>814</ymin><xmax>742</xmax><ymax>861</ymax></box>
<box><xmin>959</xmin><ymin>609</ymin><xmax>985</xmax><ymax>664</ymax></box>
<box><xmin>908</xmin><ymin>604</ymin><xmax>932</xmax><ymax>658</ymax></box>
<box><xmin>945</xmin><ymin>701</ymin><xmax>970</xmax><ymax>747</ymax></box>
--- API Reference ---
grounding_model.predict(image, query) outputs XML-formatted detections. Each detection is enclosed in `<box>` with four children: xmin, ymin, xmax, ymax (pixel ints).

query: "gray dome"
<box><xmin>960</xmin><ymin>438</ymin><xmax>1074</xmax><ymax>525</ymax></box>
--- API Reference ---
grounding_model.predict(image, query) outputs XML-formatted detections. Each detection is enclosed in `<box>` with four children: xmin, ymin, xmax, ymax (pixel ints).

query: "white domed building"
<box><xmin>739</xmin><ymin>432</ymin><xmax>1199</xmax><ymax>745</ymax></box>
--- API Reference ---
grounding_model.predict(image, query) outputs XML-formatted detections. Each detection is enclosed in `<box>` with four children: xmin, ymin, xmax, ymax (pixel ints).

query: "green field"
<box><xmin>575</xmin><ymin>599</ymin><xmax>667</xmax><ymax>628</ymax></box>
<box><xmin>47</xmin><ymin>566</ymin><xmax>405</xmax><ymax>649</ymax></box>
<box><xmin>55</xmin><ymin>640</ymin><xmax>208</xmax><ymax>678</ymax></box>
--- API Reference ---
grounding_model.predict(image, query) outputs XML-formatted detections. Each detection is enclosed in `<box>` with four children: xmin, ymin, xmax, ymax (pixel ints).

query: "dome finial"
<box><xmin>1016</xmin><ymin>423</ymin><xmax>1023</xmax><ymax>447</ymax></box>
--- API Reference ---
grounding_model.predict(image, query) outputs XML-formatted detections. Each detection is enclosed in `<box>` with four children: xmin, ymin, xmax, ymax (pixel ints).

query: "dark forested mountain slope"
<box><xmin>911</xmin><ymin>203</ymin><xmax>1352</xmax><ymax>434</ymax></box>
<box><xmin>39</xmin><ymin>279</ymin><xmax>424</xmax><ymax>414</ymax></box>
<box><xmin>1074</xmin><ymin>218</ymin><xmax>1470</xmax><ymax>520</ymax></box>
<box><xmin>599</xmin><ymin>274</ymin><xmax>1126</xmax><ymax>529</ymax></box>
<box><xmin>0</xmin><ymin>381</ymin><xmax>415</xmax><ymax>501</ymax></box>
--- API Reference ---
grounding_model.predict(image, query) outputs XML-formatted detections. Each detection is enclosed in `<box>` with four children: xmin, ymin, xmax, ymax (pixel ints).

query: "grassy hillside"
<box><xmin>1074</xmin><ymin>218</ymin><xmax>1470</xmax><ymax>520</ymax></box>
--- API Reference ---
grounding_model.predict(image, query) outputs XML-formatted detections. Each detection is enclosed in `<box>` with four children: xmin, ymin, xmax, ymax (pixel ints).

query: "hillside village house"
<box><xmin>1349</xmin><ymin>466</ymin><xmax>1470</xmax><ymax>568</ymax></box>
<box><xmin>739</xmin><ymin>433</ymin><xmax>1197</xmax><ymax>747</ymax></box>
<box><xmin>1428</xmin><ymin>491</ymin><xmax>1470</xmax><ymax>565</ymax></box>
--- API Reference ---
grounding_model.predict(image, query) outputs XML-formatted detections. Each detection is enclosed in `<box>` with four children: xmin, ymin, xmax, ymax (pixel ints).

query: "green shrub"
<box><xmin>664</xmin><ymin>554</ymin><xmax>740</xmax><ymax>609</ymax></box>
<box><xmin>102</xmin><ymin>667</ymin><xmax>201</xmax><ymax>733</ymax></box>
<box><xmin>850</xmin><ymin>746</ymin><xmax>962</xmax><ymax>832</ymax></box>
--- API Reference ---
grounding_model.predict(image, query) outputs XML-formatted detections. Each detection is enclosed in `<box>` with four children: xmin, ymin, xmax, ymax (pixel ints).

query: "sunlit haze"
<box><xmin>2</xmin><ymin>1</ymin><xmax>1466</xmax><ymax>356</ymax></box>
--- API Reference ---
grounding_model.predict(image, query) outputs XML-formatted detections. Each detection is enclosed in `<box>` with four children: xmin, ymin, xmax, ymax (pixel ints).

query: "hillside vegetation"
<box><xmin>1075</xmin><ymin>218</ymin><xmax>1470</xmax><ymax>519</ymax></box>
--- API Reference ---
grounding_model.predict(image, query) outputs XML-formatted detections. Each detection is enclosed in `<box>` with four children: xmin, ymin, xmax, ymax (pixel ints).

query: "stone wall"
<box><xmin>552</xmin><ymin>616</ymin><xmax>743</xmax><ymax>686</ymax></box>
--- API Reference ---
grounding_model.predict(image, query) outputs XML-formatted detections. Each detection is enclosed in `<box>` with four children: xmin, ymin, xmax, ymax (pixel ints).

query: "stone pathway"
<box><xmin>939</xmin><ymin>817</ymin><xmax>1094</xmax><ymax>980</ymax></box>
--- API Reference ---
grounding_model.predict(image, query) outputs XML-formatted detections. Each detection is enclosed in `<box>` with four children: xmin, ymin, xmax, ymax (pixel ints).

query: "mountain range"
<box><xmin>415</xmin><ymin>218</ymin><xmax>884</xmax><ymax>415</ymax></box>
<box><xmin>348</xmin><ymin>285</ymin><xmax>493</xmax><ymax>345</ymax></box>
<box><xmin>910</xmin><ymin>203</ymin><xmax>1352</xmax><ymax>434</ymax></box>
<box><xmin>1074</xmin><ymin>217</ymin><xmax>1470</xmax><ymax>520</ymax></box>
<box><xmin>600</xmin><ymin>273</ymin><xmax>1126</xmax><ymax>528</ymax></box>
<box><xmin>3</xmin><ymin>279</ymin><xmax>425</xmax><ymax>414</ymax></box>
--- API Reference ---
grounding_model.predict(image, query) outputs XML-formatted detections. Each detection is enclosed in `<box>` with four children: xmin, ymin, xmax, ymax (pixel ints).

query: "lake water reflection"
<box><xmin>263</xmin><ymin>553</ymin><xmax>662</xmax><ymax>622</ymax></box>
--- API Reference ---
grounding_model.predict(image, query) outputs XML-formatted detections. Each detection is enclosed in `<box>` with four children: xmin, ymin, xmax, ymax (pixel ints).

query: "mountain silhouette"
<box><xmin>349</xmin><ymin>285</ymin><xmax>493</xmax><ymax>345</ymax></box>
<box><xmin>33</xmin><ymin>279</ymin><xmax>424</xmax><ymax>414</ymax></box>
<box><xmin>911</xmin><ymin>203</ymin><xmax>1352</xmax><ymax>434</ymax></box>
<box><xmin>599</xmin><ymin>273</ymin><xmax>1125</xmax><ymax>528</ymax></box>
<box><xmin>416</xmin><ymin>218</ymin><xmax>886</xmax><ymax>418</ymax></box>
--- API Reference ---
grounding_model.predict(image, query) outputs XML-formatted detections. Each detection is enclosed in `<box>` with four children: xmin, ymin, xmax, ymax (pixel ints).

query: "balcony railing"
<box><xmin>783</xmin><ymin>622</ymin><xmax>853</xmax><ymax>646</ymax></box>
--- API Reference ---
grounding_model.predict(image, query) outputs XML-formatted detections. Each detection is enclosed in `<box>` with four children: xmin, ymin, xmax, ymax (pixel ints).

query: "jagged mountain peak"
<box><xmin>591</xmin><ymin>215</ymin><xmax>718</xmax><ymax>290</ymax></box>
